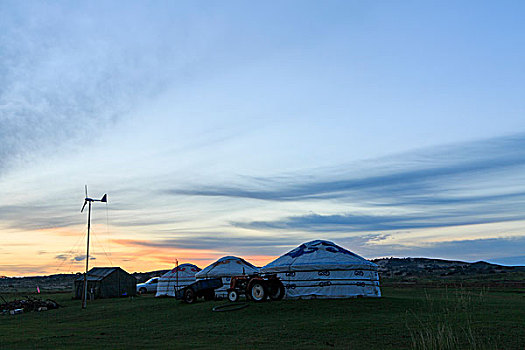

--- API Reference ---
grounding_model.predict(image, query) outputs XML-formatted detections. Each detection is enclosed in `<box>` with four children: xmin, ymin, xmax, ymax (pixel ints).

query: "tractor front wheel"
<box><xmin>228</xmin><ymin>290</ymin><xmax>239</xmax><ymax>302</ymax></box>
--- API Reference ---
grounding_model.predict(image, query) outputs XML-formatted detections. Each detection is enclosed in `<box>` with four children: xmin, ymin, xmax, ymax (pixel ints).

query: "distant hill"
<box><xmin>0</xmin><ymin>273</ymin><xmax>78</xmax><ymax>293</ymax></box>
<box><xmin>372</xmin><ymin>257</ymin><xmax>525</xmax><ymax>287</ymax></box>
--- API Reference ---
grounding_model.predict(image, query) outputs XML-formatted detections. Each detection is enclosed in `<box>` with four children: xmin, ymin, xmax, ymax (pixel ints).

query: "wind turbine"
<box><xmin>80</xmin><ymin>185</ymin><xmax>107</xmax><ymax>309</ymax></box>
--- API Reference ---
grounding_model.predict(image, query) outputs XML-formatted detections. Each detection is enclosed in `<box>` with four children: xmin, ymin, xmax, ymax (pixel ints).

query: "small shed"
<box><xmin>73</xmin><ymin>267</ymin><xmax>136</xmax><ymax>299</ymax></box>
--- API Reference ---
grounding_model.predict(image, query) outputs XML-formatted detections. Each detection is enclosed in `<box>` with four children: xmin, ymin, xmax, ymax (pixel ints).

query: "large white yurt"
<box><xmin>155</xmin><ymin>263</ymin><xmax>201</xmax><ymax>297</ymax></box>
<box><xmin>260</xmin><ymin>240</ymin><xmax>381</xmax><ymax>299</ymax></box>
<box><xmin>195</xmin><ymin>256</ymin><xmax>259</xmax><ymax>297</ymax></box>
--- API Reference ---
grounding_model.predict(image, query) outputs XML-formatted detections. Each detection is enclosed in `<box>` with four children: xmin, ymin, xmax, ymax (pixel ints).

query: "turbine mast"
<box><xmin>80</xmin><ymin>186</ymin><xmax>107</xmax><ymax>309</ymax></box>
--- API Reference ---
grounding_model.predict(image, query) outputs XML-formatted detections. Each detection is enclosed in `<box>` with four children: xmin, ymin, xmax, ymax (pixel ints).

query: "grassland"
<box><xmin>1</xmin><ymin>286</ymin><xmax>524</xmax><ymax>349</ymax></box>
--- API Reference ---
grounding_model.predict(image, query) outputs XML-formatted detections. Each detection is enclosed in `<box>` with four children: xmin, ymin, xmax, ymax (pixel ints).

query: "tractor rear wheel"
<box><xmin>268</xmin><ymin>280</ymin><xmax>285</xmax><ymax>301</ymax></box>
<box><xmin>249</xmin><ymin>282</ymin><xmax>266</xmax><ymax>302</ymax></box>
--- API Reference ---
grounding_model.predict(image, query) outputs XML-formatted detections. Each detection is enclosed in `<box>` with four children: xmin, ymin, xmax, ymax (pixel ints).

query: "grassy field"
<box><xmin>1</xmin><ymin>286</ymin><xmax>524</xmax><ymax>349</ymax></box>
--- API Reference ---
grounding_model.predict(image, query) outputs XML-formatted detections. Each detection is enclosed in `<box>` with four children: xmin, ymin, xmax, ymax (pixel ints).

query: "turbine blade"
<box><xmin>81</xmin><ymin>200</ymin><xmax>87</xmax><ymax>213</ymax></box>
<box><xmin>85</xmin><ymin>185</ymin><xmax>88</xmax><ymax>198</ymax></box>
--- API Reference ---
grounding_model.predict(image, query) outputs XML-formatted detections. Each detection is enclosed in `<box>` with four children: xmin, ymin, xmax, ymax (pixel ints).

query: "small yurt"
<box><xmin>260</xmin><ymin>240</ymin><xmax>381</xmax><ymax>299</ymax></box>
<box><xmin>195</xmin><ymin>256</ymin><xmax>259</xmax><ymax>297</ymax></box>
<box><xmin>155</xmin><ymin>263</ymin><xmax>201</xmax><ymax>297</ymax></box>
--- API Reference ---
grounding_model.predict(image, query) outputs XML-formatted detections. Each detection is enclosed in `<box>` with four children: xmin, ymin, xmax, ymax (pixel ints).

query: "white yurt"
<box><xmin>195</xmin><ymin>256</ymin><xmax>259</xmax><ymax>297</ymax></box>
<box><xmin>260</xmin><ymin>240</ymin><xmax>381</xmax><ymax>299</ymax></box>
<box><xmin>155</xmin><ymin>263</ymin><xmax>201</xmax><ymax>297</ymax></box>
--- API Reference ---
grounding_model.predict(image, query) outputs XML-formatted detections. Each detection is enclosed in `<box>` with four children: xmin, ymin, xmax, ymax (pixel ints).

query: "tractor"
<box><xmin>227</xmin><ymin>274</ymin><xmax>285</xmax><ymax>302</ymax></box>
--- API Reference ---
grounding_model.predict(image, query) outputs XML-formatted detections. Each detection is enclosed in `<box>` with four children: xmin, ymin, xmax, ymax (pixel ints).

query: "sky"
<box><xmin>1</xmin><ymin>1</ymin><xmax>525</xmax><ymax>276</ymax></box>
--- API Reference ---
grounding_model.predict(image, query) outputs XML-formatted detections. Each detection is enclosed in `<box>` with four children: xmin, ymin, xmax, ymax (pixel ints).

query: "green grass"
<box><xmin>382</xmin><ymin>270</ymin><xmax>525</xmax><ymax>287</ymax></box>
<box><xmin>1</xmin><ymin>287</ymin><xmax>524</xmax><ymax>349</ymax></box>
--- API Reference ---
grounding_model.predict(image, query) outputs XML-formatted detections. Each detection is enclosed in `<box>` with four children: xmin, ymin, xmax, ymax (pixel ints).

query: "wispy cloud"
<box><xmin>54</xmin><ymin>254</ymin><xmax>68</xmax><ymax>261</ymax></box>
<box><xmin>235</xmin><ymin>212</ymin><xmax>523</xmax><ymax>232</ymax></box>
<box><xmin>168</xmin><ymin>133</ymin><xmax>525</xmax><ymax>233</ymax></box>
<box><xmin>54</xmin><ymin>254</ymin><xmax>95</xmax><ymax>262</ymax></box>
<box><xmin>167</xmin><ymin>133</ymin><xmax>525</xmax><ymax>203</ymax></box>
<box><xmin>0</xmin><ymin>2</ymin><xmax>213</xmax><ymax>176</ymax></box>
<box><xmin>0</xmin><ymin>204</ymin><xmax>81</xmax><ymax>230</ymax></box>
<box><xmin>111</xmin><ymin>234</ymin><xmax>302</xmax><ymax>257</ymax></box>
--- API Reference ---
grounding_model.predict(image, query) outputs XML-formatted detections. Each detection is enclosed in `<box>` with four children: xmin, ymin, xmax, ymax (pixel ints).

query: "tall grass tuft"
<box><xmin>407</xmin><ymin>286</ymin><xmax>498</xmax><ymax>350</ymax></box>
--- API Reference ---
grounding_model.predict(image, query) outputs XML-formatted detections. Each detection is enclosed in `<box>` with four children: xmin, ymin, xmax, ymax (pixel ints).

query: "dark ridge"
<box><xmin>372</xmin><ymin>257</ymin><xmax>525</xmax><ymax>287</ymax></box>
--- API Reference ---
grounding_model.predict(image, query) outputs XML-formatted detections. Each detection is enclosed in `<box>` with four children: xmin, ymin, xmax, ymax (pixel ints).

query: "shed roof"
<box><xmin>75</xmin><ymin>267</ymin><xmax>123</xmax><ymax>281</ymax></box>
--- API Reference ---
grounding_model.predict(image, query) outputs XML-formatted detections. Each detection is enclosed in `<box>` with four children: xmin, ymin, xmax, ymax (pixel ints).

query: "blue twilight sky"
<box><xmin>1</xmin><ymin>1</ymin><xmax>524</xmax><ymax>275</ymax></box>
